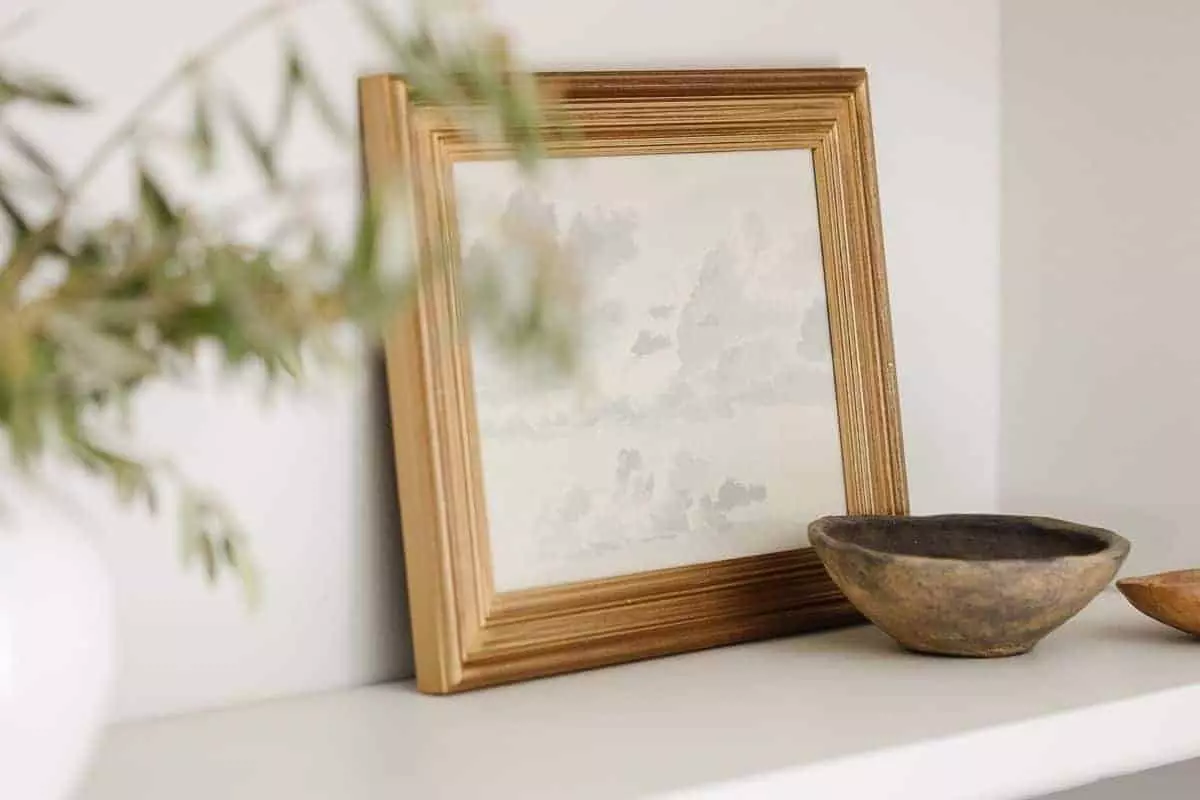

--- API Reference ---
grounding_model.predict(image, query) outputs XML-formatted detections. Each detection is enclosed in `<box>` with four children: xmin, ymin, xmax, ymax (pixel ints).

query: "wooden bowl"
<box><xmin>1117</xmin><ymin>570</ymin><xmax>1200</xmax><ymax>636</ymax></box>
<box><xmin>809</xmin><ymin>514</ymin><xmax>1130</xmax><ymax>657</ymax></box>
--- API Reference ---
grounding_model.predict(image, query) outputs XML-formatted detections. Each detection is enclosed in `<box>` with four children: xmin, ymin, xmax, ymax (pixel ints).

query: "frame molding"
<box><xmin>359</xmin><ymin>69</ymin><xmax>907</xmax><ymax>694</ymax></box>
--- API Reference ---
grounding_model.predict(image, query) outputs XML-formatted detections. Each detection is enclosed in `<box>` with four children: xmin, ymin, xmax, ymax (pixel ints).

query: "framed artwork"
<box><xmin>359</xmin><ymin>69</ymin><xmax>907</xmax><ymax>694</ymax></box>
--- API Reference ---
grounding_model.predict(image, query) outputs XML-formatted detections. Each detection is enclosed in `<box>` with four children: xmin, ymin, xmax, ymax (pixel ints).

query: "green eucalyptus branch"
<box><xmin>0</xmin><ymin>0</ymin><xmax>578</xmax><ymax>599</ymax></box>
<box><xmin>65</xmin><ymin>0</ymin><xmax>319</xmax><ymax>206</ymax></box>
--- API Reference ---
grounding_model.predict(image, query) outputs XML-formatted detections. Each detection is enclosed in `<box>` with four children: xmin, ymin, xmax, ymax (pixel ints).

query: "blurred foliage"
<box><xmin>0</xmin><ymin>0</ymin><xmax>578</xmax><ymax>603</ymax></box>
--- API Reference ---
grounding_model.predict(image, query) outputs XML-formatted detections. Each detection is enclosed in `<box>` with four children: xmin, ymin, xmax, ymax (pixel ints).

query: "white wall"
<box><xmin>1001</xmin><ymin>0</ymin><xmax>1200</xmax><ymax>575</ymax></box>
<box><xmin>10</xmin><ymin>0</ymin><xmax>1001</xmax><ymax>721</ymax></box>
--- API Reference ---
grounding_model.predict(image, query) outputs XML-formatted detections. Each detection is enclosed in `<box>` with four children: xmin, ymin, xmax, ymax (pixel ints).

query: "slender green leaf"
<box><xmin>501</xmin><ymin>71</ymin><xmax>546</xmax><ymax>169</ymax></box>
<box><xmin>65</xmin><ymin>435</ymin><xmax>158</xmax><ymax>513</ymax></box>
<box><xmin>272</xmin><ymin>40</ymin><xmax>304</xmax><ymax>146</ymax></box>
<box><xmin>305</xmin><ymin>76</ymin><xmax>349</xmax><ymax>140</ymax></box>
<box><xmin>176</xmin><ymin>489</ymin><xmax>255</xmax><ymax>595</ymax></box>
<box><xmin>198</xmin><ymin>533</ymin><xmax>218</xmax><ymax>582</ymax></box>
<box><xmin>220</xmin><ymin>535</ymin><xmax>238</xmax><ymax>568</ymax></box>
<box><xmin>226</xmin><ymin>94</ymin><xmax>278</xmax><ymax>187</ymax></box>
<box><xmin>0</xmin><ymin>71</ymin><xmax>86</xmax><ymax>108</ymax></box>
<box><xmin>283</xmin><ymin>42</ymin><xmax>348</xmax><ymax>141</ymax></box>
<box><xmin>117</xmin><ymin>459</ymin><xmax>157</xmax><ymax>511</ymax></box>
<box><xmin>357</xmin><ymin>5</ymin><xmax>466</xmax><ymax>108</ymax></box>
<box><xmin>236</xmin><ymin>550</ymin><xmax>262</xmax><ymax>609</ymax></box>
<box><xmin>190</xmin><ymin>84</ymin><xmax>217</xmax><ymax>172</ymax></box>
<box><xmin>179</xmin><ymin>490</ymin><xmax>221</xmax><ymax>584</ymax></box>
<box><xmin>137</xmin><ymin>165</ymin><xmax>178</xmax><ymax>230</ymax></box>
<box><xmin>178</xmin><ymin>492</ymin><xmax>203</xmax><ymax>563</ymax></box>
<box><xmin>45</xmin><ymin>313</ymin><xmax>159</xmax><ymax>384</ymax></box>
<box><xmin>346</xmin><ymin>201</ymin><xmax>379</xmax><ymax>281</ymax></box>
<box><xmin>220</xmin><ymin>533</ymin><xmax>262</xmax><ymax>608</ymax></box>
<box><xmin>1</xmin><ymin>123</ymin><xmax>62</xmax><ymax>187</ymax></box>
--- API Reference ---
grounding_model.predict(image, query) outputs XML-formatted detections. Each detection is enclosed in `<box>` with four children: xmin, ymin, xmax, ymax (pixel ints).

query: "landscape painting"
<box><xmin>454</xmin><ymin>148</ymin><xmax>847</xmax><ymax>592</ymax></box>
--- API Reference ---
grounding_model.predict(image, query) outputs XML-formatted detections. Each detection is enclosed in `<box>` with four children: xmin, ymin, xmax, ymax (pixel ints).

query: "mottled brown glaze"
<box><xmin>809</xmin><ymin>515</ymin><xmax>1130</xmax><ymax>657</ymax></box>
<box><xmin>1117</xmin><ymin>570</ymin><xmax>1200</xmax><ymax>636</ymax></box>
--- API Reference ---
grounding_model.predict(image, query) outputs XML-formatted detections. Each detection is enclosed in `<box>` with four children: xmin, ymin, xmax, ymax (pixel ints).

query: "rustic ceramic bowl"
<box><xmin>1117</xmin><ymin>570</ymin><xmax>1200</xmax><ymax>636</ymax></box>
<box><xmin>809</xmin><ymin>514</ymin><xmax>1130</xmax><ymax>657</ymax></box>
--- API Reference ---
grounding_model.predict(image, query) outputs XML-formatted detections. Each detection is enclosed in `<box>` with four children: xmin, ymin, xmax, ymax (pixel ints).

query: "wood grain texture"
<box><xmin>1118</xmin><ymin>570</ymin><xmax>1200</xmax><ymax>637</ymax></box>
<box><xmin>358</xmin><ymin>69</ymin><xmax>907</xmax><ymax>694</ymax></box>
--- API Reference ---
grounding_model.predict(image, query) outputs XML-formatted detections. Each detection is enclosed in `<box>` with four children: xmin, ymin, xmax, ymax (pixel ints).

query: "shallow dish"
<box><xmin>1117</xmin><ymin>570</ymin><xmax>1200</xmax><ymax>636</ymax></box>
<box><xmin>809</xmin><ymin>514</ymin><xmax>1130</xmax><ymax>657</ymax></box>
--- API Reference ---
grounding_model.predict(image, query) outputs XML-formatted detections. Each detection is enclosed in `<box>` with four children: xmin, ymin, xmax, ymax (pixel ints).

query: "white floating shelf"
<box><xmin>79</xmin><ymin>591</ymin><xmax>1200</xmax><ymax>800</ymax></box>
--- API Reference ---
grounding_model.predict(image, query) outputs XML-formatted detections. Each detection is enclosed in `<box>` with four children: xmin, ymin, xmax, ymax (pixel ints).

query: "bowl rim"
<box><xmin>1117</xmin><ymin>569</ymin><xmax>1200</xmax><ymax>592</ymax></box>
<box><xmin>808</xmin><ymin>513</ymin><xmax>1131</xmax><ymax>564</ymax></box>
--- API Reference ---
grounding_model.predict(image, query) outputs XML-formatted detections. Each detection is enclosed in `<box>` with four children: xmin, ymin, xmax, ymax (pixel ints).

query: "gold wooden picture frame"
<box><xmin>359</xmin><ymin>69</ymin><xmax>907</xmax><ymax>694</ymax></box>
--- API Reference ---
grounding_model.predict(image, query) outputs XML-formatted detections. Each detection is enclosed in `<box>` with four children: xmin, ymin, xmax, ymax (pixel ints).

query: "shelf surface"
<box><xmin>78</xmin><ymin>591</ymin><xmax>1200</xmax><ymax>800</ymax></box>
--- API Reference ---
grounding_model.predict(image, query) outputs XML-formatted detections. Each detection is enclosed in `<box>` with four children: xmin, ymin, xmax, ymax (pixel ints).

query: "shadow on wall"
<box><xmin>356</xmin><ymin>350</ymin><xmax>415</xmax><ymax>680</ymax></box>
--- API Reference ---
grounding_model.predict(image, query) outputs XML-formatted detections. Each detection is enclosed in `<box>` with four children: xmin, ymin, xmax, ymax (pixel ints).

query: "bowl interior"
<box><xmin>816</xmin><ymin>515</ymin><xmax>1113</xmax><ymax>561</ymax></box>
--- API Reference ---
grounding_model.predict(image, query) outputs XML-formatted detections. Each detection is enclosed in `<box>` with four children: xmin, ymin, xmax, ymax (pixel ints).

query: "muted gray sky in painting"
<box><xmin>454</xmin><ymin>150</ymin><xmax>844</xmax><ymax>590</ymax></box>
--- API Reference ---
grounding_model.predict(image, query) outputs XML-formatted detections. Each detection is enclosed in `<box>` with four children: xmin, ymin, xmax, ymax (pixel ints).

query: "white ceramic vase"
<box><xmin>0</xmin><ymin>511</ymin><xmax>115</xmax><ymax>800</ymax></box>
